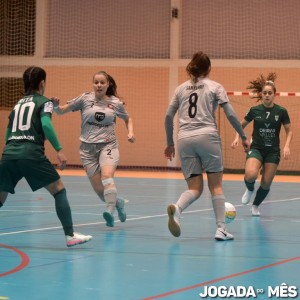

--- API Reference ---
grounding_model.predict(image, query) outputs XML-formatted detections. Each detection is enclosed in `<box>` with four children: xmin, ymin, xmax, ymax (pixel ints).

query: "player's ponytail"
<box><xmin>186</xmin><ymin>51</ymin><xmax>211</xmax><ymax>82</ymax></box>
<box><xmin>247</xmin><ymin>72</ymin><xmax>277</xmax><ymax>101</ymax></box>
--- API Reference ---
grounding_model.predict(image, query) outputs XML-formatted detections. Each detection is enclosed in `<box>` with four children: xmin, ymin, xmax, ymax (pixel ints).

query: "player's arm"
<box><xmin>282</xmin><ymin>123</ymin><xmax>292</xmax><ymax>160</ymax></box>
<box><xmin>41</xmin><ymin>115</ymin><xmax>67</xmax><ymax>170</ymax></box>
<box><xmin>221</xmin><ymin>102</ymin><xmax>250</xmax><ymax>152</ymax></box>
<box><xmin>124</xmin><ymin>116</ymin><xmax>135</xmax><ymax>143</ymax></box>
<box><xmin>5</xmin><ymin>127</ymin><xmax>12</xmax><ymax>143</ymax></box>
<box><xmin>164</xmin><ymin>105</ymin><xmax>177</xmax><ymax>160</ymax></box>
<box><xmin>231</xmin><ymin>119</ymin><xmax>250</xmax><ymax>148</ymax></box>
<box><xmin>51</xmin><ymin>97</ymin><xmax>73</xmax><ymax>115</ymax></box>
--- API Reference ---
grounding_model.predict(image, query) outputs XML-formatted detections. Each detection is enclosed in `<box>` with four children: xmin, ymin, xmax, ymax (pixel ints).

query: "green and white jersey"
<box><xmin>244</xmin><ymin>104</ymin><xmax>290</xmax><ymax>150</ymax></box>
<box><xmin>2</xmin><ymin>93</ymin><xmax>54</xmax><ymax>160</ymax></box>
<box><xmin>68</xmin><ymin>92</ymin><xmax>128</xmax><ymax>144</ymax></box>
<box><xmin>168</xmin><ymin>77</ymin><xmax>229</xmax><ymax>140</ymax></box>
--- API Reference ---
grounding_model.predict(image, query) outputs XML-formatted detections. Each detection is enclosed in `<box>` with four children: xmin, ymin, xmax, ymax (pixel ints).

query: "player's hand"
<box><xmin>57</xmin><ymin>150</ymin><xmax>67</xmax><ymax>170</ymax></box>
<box><xmin>128</xmin><ymin>133</ymin><xmax>135</xmax><ymax>143</ymax></box>
<box><xmin>164</xmin><ymin>145</ymin><xmax>175</xmax><ymax>161</ymax></box>
<box><xmin>283</xmin><ymin>146</ymin><xmax>290</xmax><ymax>160</ymax></box>
<box><xmin>231</xmin><ymin>138</ymin><xmax>239</xmax><ymax>149</ymax></box>
<box><xmin>241</xmin><ymin>139</ymin><xmax>250</xmax><ymax>153</ymax></box>
<box><xmin>51</xmin><ymin>97</ymin><xmax>60</xmax><ymax>108</ymax></box>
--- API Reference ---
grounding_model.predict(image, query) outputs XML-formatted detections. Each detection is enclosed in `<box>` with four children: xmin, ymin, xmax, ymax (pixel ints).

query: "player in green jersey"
<box><xmin>232</xmin><ymin>73</ymin><xmax>293</xmax><ymax>216</ymax></box>
<box><xmin>0</xmin><ymin>66</ymin><xmax>92</xmax><ymax>247</ymax></box>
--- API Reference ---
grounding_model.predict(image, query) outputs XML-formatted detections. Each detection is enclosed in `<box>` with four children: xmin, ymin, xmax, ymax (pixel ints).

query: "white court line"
<box><xmin>1</xmin><ymin>197</ymin><xmax>300</xmax><ymax>236</ymax></box>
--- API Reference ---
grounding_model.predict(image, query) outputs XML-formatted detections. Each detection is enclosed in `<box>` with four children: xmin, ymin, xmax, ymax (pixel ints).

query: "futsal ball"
<box><xmin>225</xmin><ymin>202</ymin><xmax>236</xmax><ymax>224</ymax></box>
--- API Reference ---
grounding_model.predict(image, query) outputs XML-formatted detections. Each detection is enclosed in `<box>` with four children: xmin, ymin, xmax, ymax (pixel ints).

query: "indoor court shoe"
<box><xmin>167</xmin><ymin>204</ymin><xmax>181</xmax><ymax>237</ymax></box>
<box><xmin>66</xmin><ymin>232</ymin><xmax>93</xmax><ymax>247</ymax></box>
<box><xmin>103</xmin><ymin>211</ymin><xmax>115</xmax><ymax>227</ymax></box>
<box><xmin>116</xmin><ymin>197</ymin><xmax>128</xmax><ymax>222</ymax></box>
<box><xmin>214</xmin><ymin>228</ymin><xmax>234</xmax><ymax>241</ymax></box>
<box><xmin>241</xmin><ymin>189</ymin><xmax>254</xmax><ymax>205</ymax></box>
<box><xmin>251</xmin><ymin>205</ymin><xmax>260</xmax><ymax>216</ymax></box>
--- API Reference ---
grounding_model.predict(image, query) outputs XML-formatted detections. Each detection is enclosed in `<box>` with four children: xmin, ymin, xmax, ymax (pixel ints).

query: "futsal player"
<box><xmin>164</xmin><ymin>51</ymin><xmax>250</xmax><ymax>241</ymax></box>
<box><xmin>231</xmin><ymin>73</ymin><xmax>292</xmax><ymax>216</ymax></box>
<box><xmin>51</xmin><ymin>71</ymin><xmax>135</xmax><ymax>227</ymax></box>
<box><xmin>0</xmin><ymin>66</ymin><xmax>92</xmax><ymax>247</ymax></box>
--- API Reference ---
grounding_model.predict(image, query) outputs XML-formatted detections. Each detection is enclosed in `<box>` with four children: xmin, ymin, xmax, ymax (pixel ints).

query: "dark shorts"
<box><xmin>0</xmin><ymin>158</ymin><xmax>60</xmax><ymax>194</ymax></box>
<box><xmin>246</xmin><ymin>148</ymin><xmax>280</xmax><ymax>165</ymax></box>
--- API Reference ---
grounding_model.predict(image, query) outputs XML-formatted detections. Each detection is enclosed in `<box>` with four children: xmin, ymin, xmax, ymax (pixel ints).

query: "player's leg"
<box><xmin>207</xmin><ymin>171</ymin><xmax>233</xmax><ymax>241</ymax></box>
<box><xmin>80</xmin><ymin>142</ymin><xmax>106</xmax><ymax>202</ymax></box>
<box><xmin>252</xmin><ymin>162</ymin><xmax>278</xmax><ymax>216</ymax></box>
<box><xmin>20</xmin><ymin>159</ymin><xmax>92</xmax><ymax>247</ymax></box>
<box><xmin>203</xmin><ymin>134</ymin><xmax>233</xmax><ymax>241</ymax></box>
<box><xmin>100</xmin><ymin>165</ymin><xmax>118</xmax><ymax>227</ymax></box>
<box><xmin>88</xmin><ymin>172</ymin><xmax>105</xmax><ymax>202</ymax></box>
<box><xmin>0</xmin><ymin>192</ymin><xmax>8</xmax><ymax>208</ymax></box>
<box><xmin>0</xmin><ymin>160</ymin><xmax>22</xmax><ymax>207</ymax></box>
<box><xmin>167</xmin><ymin>137</ymin><xmax>202</xmax><ymax>237</ymax></box>
<box><xmin>99</xmin><ymin>142</ymin><xmax>128</xmax><ymax>227</ymax></box>
<box><xmin>242</xmin><ymin>152</ymin><xmax>262</xmax><ymax>205</ymax></box>
<box><xmin>83</xmin><ymin>141</ymin><xmax>127</xmax><ymax>225</ymax></box>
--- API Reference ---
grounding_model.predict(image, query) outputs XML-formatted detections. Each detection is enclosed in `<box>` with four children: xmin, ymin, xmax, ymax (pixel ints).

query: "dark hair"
<box><xmin>23</xmin><ymin>66</ymin><xmax>46</xmax><ymax>95</ymax></box>
<box><xmin>186</xmin><ymin>51</ymin><xmax>211</xmax><ymax>82</ymax></box>
<box><xmin>93</xmin><ymin>71</ymin><xmax>119</xmax><ymax>97</ymax></box>
<box><xmin>247</xmin><ymin>72</ymin><xmax>277</xmax><ymax>101</ymax></box>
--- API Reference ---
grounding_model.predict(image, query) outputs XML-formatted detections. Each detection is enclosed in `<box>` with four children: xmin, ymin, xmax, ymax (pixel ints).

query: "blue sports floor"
<box><xmin>1</xmin><ymin>171</ymin><xmax>300</xmax><ymax>300</ymax></box>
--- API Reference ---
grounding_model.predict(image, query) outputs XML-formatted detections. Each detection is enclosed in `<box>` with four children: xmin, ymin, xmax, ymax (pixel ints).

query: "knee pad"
<box><xmin>102</xmin><ymin>178</ymin><xmax>114</xmax><ymax>187</ymax></box>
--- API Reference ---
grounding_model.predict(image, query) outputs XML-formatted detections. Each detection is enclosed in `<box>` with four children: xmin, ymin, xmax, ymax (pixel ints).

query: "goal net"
<box><xmin>1</xmin><ymin>0</ymin><xmax>300</xmax><ymax>173</ymax></box>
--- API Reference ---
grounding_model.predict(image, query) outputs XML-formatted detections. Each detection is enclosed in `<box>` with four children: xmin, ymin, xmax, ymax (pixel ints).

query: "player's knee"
<box><xmin>102</xmin><ymin>177</ymin><xmax>114</xmax><ymax>187</ymax></box>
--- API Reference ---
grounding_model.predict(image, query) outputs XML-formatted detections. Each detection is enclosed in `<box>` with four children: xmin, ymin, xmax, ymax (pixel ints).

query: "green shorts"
<box><xmin>246</xmin><ymin>147</ymin><xmax>280</xmax><ymax>165</ymax></box>
<box><xmin>0</xmin><ymin>158</ymin><xmax>60</xmax><ymax>194</ymax></box>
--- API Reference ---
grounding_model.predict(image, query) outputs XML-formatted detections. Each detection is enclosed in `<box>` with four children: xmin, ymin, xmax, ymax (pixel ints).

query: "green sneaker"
<box><xmin>116</xmin><ymin>197</ymin><xmax>128</xmax><ymax>222</ymax></box>
<box><xmin>103</xmin><ymin>211</ymin><xmax>114</xmax><ymax>227</ymax></box>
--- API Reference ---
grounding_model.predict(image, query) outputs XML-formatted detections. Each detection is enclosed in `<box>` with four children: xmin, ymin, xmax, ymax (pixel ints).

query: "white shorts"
<box><xmin>178</xmin><ymin>133</ymin><xmax>223</xmax><ymax>179</ymax></box>
<box><xmin>79</xmin><ymin>140</ymin><xmax>119</xmax><ymax>177</ymax></box>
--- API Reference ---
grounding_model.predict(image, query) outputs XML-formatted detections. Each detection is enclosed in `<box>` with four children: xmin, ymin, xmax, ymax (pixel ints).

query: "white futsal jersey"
<box><xmin>68</xmin><ymin>92</ymin><xmax>129</xmax><ymax>144</ymax></box>
<box><xmin>167</xmin><ymin>77</ymin><xmax>229</xmax><ymax>142</ymax></box>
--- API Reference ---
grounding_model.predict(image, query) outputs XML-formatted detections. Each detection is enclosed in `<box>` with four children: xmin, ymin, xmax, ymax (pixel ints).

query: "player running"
<box><xmin>164</xmin><ymin>51</ymin><xmax>250</xmax><ymax>241</ymax></box>
<box><xmin>51</xmin><ymin>71</ymin><xmax>135</xmax><ymax>227</ymax></box>
<box><xmin>231</xmin><ymin>73</ymin><xmax>292</xmax><ymax>216</ymax></box>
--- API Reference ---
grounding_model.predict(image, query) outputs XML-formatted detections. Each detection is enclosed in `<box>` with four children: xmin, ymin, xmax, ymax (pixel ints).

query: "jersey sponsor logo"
<box><xmin>44</xmin><ymin>101</ymin><xmax>54</xmax><ymax>113</ymax></box>
<box><xmin>8</xmin><ymin>135</ymin><xmax>35</xmax><ymax>141</ymax></box>
<box><xmin>95</xmin><ymin>112</ymin><xmax>105</xmax><ymax>121</ymax></box>
<box><xmin>87</xmin><ymin>121</ymin><xmax>109</xmax><ymax>128</ymax></box>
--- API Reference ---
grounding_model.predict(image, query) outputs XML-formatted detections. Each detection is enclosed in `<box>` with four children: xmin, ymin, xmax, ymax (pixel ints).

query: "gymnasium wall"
<box><xmin>1</xmin><ymin>0</ymin><xmax>300</xmax><ymax>173</ymax></box>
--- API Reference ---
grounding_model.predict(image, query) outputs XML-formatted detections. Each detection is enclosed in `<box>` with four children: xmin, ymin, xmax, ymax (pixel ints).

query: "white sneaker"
<box><xmin>251</xmin><ymin>205</ymin><xmax>260</xmax><ymax>216</ymax></box>
<box><xmin>66</xmin><ymin>232</ymin><xmax>93</xmax><ymax>247</ymax></box>
<box><xmin>241</xmin><ymin>189</ymin><xmax>254</xmax><ymax>205</ymax></box>
<box><xmin>167</xmin><ymin>204</ymin><xmax>181</xmax><ymax>237</ymax></box>
<box><xmin>215</xmin><ymin>228</ymin><xmax>234</xmax><ymax>241</ymax></box>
